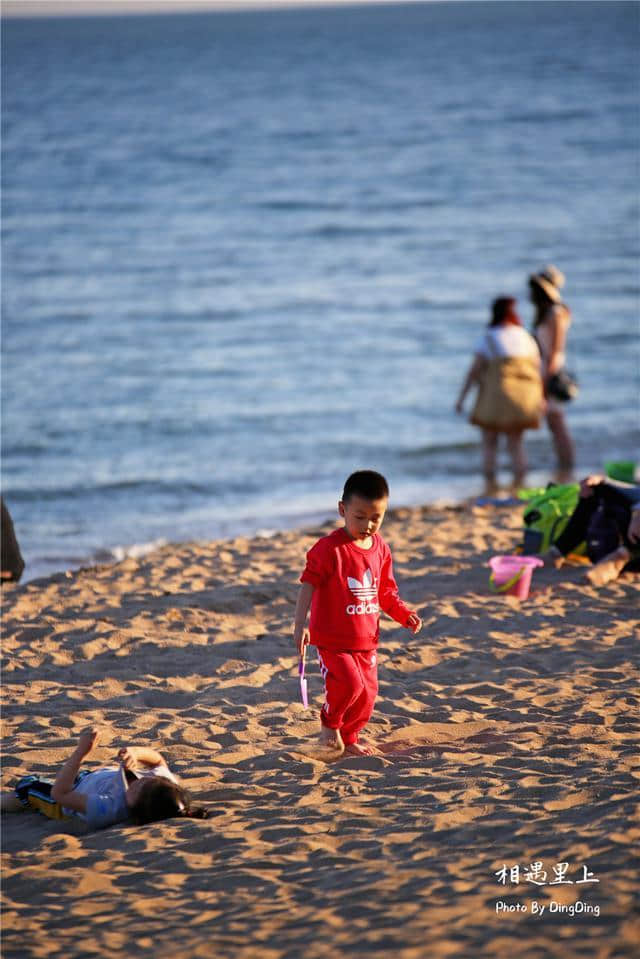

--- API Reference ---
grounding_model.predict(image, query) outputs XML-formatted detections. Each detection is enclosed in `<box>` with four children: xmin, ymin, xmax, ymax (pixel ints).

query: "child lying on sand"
<box><xmin>1</xmin><ymin>728</ymin><xmax>207</xmax><ymax>828</ymax></box>
<box><xmin>293</xmin><ymin>470</ymin><xmax>422</xmax><ymax>757</ymax></box>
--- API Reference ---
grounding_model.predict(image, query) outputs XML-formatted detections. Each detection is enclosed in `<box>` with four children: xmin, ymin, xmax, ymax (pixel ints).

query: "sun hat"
<box><xmin>529</xmin><ymin>264</ymin><xmax>565</xmax><ymax>303</ymax></box>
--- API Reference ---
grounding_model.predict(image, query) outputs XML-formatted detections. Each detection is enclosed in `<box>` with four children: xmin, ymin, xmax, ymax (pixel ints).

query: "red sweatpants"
<box><xmin>317</xmin><ymin>647</ymin><xmax>378</xmax><ymax>745</ymax></box>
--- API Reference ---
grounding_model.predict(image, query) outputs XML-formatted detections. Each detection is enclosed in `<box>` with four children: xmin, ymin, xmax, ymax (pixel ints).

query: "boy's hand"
<box><xmin>76</xmin><ymin>727</ymin><xmax>100</xmax><ymax>758</ymax></box>
<box><xmin>293</xmin><ymin>624</ymin><xmax>310</xmax><ymax>656</ymax></box>
<box><xmin>406</xmin><ymin>612</ymin><xmax>422</xmax><ymax>634</ymax></box>
<box><xmin>116</xmin><ymin>745</ymin><xmax>165</xmax><ymax>769</ymax></box>
<box><xmin>117</xmin><ymin>747</ymin><xmax>138</xmax><ymax>770</ymax></box>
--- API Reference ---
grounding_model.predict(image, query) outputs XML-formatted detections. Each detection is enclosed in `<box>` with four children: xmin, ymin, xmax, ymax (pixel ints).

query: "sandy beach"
<box><xmin>1</xmin><ymin>502</ymin><xmax>638</xmax><ymax>959</ymax></box>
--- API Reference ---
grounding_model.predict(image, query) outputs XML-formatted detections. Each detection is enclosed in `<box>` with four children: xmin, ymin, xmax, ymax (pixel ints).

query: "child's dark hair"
<box><xmin>342</xmin><ymin>470</ymin><xmax>389</xmax><ymax>503</ymax></box>
<box><xmin>129</xmin><ymin>779</ymin><xmax>208</xmax><ymax>825</ymax></box>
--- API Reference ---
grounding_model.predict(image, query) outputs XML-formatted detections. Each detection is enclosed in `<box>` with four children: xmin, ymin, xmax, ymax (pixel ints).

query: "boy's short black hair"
<box><xmin>342</xmin><ymin>470</ymin><xmax>389</xmax><ymax>503</ymax></box>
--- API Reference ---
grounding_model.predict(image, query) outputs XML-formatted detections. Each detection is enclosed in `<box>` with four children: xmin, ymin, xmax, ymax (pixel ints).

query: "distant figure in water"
<box><xmin>529</xmin><ymin>265</ymin><xmax>576</xmax><ymax>479</ymax></box>
<box><xmin>1</xmin><ymin>497</ymin><xmax>24</xmax><ymax>583</ymax></box>
<box><xmin>456</xmin><ymin>297</ymin><xmax>544</xmax><ymax>494</ymax></box>
<box><xmin>1</xmin><ymin>728</ymin><xmax>208</xmax><ymax>828</ymax></box>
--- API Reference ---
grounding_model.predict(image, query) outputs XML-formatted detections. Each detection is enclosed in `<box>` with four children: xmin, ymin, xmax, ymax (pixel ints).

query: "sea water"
<box><xmin>2</xmin><ymin>1</ymin><xmax>638</xmax><ymax>581</ymax></box>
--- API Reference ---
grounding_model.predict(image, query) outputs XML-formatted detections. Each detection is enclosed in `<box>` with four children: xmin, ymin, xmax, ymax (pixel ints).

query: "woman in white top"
<box><xmin>456</xmin><ymin>297</ymin><xmax>543</xmax><ymax>493</ymax></box>
<box><xmin>529</xmin><ymin>265</ymin><xmax>575</xmax><ymax>478</ymax></box>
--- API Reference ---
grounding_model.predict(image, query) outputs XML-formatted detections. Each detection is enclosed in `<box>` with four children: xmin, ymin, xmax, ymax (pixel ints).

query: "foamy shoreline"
<box><xmin>13</xmin><ymin>471</ymin><xmax>548</xmax><ymax>586</ymax></box>
<box><xmin>2</xmin><ymin>502</ymin><xmax>638</xmax><ymax>959</ymax></box>
<box><xmin>16</xmin><ymin>490</ymin><xmax>469</xmax><ymax>586</ymax></box>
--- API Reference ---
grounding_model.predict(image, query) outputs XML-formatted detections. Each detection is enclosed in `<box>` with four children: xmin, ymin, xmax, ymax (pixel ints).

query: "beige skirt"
<box><xmin>470</xmin><ymin>356</ymin><xmax>543</xmax><ymax>433</ymax></box>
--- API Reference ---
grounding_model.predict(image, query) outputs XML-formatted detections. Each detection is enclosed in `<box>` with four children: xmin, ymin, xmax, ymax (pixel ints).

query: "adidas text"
<box><xmin>346</xmin><ymin>602</ymin><xmax>379</xmax><ymax>616</ymax></box>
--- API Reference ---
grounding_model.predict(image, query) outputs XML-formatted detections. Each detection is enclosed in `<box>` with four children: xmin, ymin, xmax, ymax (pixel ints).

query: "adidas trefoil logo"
<box><xmin>347</xmin><ymin>569</ymin><xmax>377</xmax><ymax>600</ymax></box>
<box><xmin>346</xmin><ymin>569</ymin><xmax>379</xmax><ymax>616</ymax></box>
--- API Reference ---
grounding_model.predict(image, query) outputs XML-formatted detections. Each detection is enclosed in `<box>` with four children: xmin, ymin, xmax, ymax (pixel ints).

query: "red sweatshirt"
<box><xmin>300</xmin><ymin>528</ymin><xmax>412</xmax><ymax>651</ymax></box>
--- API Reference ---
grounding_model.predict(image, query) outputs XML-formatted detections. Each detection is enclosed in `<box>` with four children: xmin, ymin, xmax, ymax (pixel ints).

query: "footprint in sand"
<box><xmin>289</xmin><ymin>744</ymin><xmax>345</xmax><ymax>764</ymax></box>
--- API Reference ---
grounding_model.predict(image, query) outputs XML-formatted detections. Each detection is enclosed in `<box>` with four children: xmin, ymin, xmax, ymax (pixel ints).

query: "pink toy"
<box><xmin>489</xmin><ymin>554</ymin><xmax>543</xmax><ymax>600</ymax></box>
<box><xmin>298</xmin><ymin>646</ymin><xmax>309</xmax><ymax>708</ymax></box>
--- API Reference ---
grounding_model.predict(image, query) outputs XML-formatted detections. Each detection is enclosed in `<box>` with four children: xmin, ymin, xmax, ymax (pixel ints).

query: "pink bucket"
<box><xmin>489</xmin><ymin>555</ymin><xmax>544</xmax><ymax>600</ymax></box>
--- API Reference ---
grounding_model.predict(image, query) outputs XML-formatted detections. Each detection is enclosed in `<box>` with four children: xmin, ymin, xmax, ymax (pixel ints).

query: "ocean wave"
<box><xmin>3</xmin><ymin>479</ymin><xmax>217</xmax><ymax>503</ymax></box>
<box><xmin>505</xmin><ymin>108</ymin><xmax>594</xmax><ymax>125</ymax></box>
<box><xmin>256</xmin><ymin>199</ymin><xmax>344</xmax><ymax>213</ymax></box>
<box><xmin>307</xmin><ymin>223</ymin><xmax>412</xmax><ymax>239</ymax></box>
<box><xmin>1</xmin><ymin>441</ymin><xmax>52</xmax><ymax>458</ymax></box>
<box><xmin>402</xmin><ymin>441</ymin><xmax>480</xmax><ymax>458</ymax></box>
<box><xmin>160</xmin><ymin>149</ymin><xmax>230</xmax><ymax>169</ymax></box>
<box><xmin>104</xmin><ymin>539</ymin><xmax>169</xmax><ymax>564</ymax></box>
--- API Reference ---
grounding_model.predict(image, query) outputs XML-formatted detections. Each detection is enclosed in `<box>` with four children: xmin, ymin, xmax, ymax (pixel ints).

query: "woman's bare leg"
<box><xmin>547</xmin><ymin>409</ymin><xmax>575</xmax><ymax>477</ymax></box>
<box><xmin>481</xmin><ymin>429</ymin><xmax>499</xmax><ymax>494</ymax></box>
<box><xmin>506</xmin><ymin>431</ymin><xmax>527</xmax><ymax>490</ymax></box>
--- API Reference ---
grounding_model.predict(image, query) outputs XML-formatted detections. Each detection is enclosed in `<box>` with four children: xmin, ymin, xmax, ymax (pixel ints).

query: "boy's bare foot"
<box><xmin>319</xmin><ymin>725</ymin><xmax>345</xmax><ymax>753</ymax></box>
<box><xmin>344</xmin><ymin>740</ymin><xmax>378</xmax><ymax>756</ymax></box>
<box><xmin>585</xmin><ymin>547</ymin><xmax>630</xmax><ymax>587</ymax></box>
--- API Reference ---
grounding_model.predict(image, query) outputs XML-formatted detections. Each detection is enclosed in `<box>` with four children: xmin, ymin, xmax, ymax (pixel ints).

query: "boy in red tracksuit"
<box><xmin>293</xmin><ymin>470</ymin><xmax>422</xmax><ymax>756</ymax></box>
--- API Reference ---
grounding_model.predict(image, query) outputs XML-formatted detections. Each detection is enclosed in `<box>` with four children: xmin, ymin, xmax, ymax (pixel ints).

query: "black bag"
<box><xmin>586</xmin><ymin>499</ymin><xmax>627</xmax><ymax>563</ymax></box>
<box><xmin>547</xmin><ymin>369</ymin><xmax>578</xmax><ymax>402</ymax></box>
